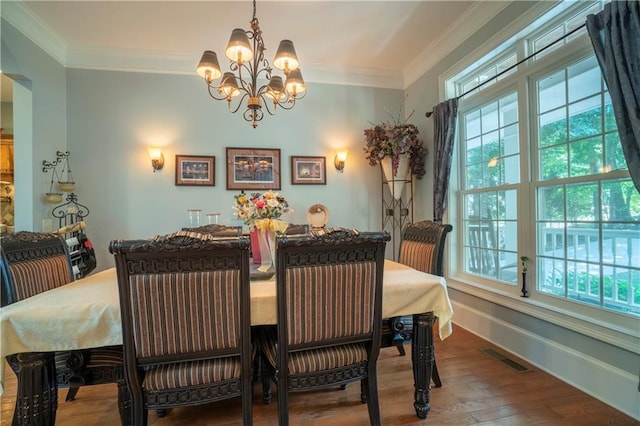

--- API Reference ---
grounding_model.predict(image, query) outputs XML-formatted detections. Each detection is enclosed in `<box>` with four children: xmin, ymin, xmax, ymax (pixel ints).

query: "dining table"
<box><xmin>0</xmin><ymin>259</ymin><xmax>453</xmax><ymax>424</ymax></box>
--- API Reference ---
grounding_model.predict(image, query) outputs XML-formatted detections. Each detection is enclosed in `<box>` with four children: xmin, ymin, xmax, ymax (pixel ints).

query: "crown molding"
<box><xmin>403</xmin><ymin>0</ymin><xmax>511</xmax><ymax>89</ymax></box>
<box><xmin>1</xmin><ymin>0</ymin><xmax>68</xmax><ymax>65</ymax></box>
<box><xmin>302</xmin><ymin>64</ymin><xmax>404</xmax><ymax>90</ymax></box>
<box><xmin>65</xmin><ymin>47</ymin><xmax>196</xmax><ymax>75</ymax></box>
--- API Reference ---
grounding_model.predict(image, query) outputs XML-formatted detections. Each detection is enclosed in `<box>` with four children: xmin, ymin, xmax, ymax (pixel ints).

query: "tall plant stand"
<box><xmin>381</xmin><ymin>168</ymin><xmax>413</xmax><ymax>261</ymax></box>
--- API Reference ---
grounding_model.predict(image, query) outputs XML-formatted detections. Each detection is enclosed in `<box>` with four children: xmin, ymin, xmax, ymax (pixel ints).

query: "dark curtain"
<box><xmin>432</xmin><ymin>98</ymin><xmax>459</xmax><ymax>223</ymax></box>
<box><xmin>586</xmin><ymin>1</ymin><xmax>640</xmax><ymax>193</ymax></box>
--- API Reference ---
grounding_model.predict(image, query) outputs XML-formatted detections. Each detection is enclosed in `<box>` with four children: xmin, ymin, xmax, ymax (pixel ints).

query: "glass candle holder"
<box><xmin>187</xmin><ymin>209</ymin><xmax>201</xmax><ymax>227</ymax></box>
<box><xmin>206</xmin><ymin>213</ymin><xmax>220</xmax><ymax>225</ymax></box>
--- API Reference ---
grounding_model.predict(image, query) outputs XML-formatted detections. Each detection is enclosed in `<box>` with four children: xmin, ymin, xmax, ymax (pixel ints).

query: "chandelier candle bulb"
<box><xmin>225</xmin><ymin>29</ymin><xmax>253</xmax><ymax>63</ymax></box>
<box><xmin>285</xmin><ymin>69</ymin><xmax>306</xmax><ymax>96</ymax></box>
<box><xmin>273</xmin><ymin>40</ymin><xmax>300</xmax><ymax>72</ymax></box>
<box><xmin>196</xmin><ymin>50</ymin><xmax>222</xmax><ymax>82</ymax></box>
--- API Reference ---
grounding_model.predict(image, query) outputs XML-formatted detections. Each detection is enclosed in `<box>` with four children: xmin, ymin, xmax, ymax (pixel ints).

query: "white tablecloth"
<box><xmin>0</xmin><ymin>260</ymin><xmax>453</xmax><ymax>393</ymax></box>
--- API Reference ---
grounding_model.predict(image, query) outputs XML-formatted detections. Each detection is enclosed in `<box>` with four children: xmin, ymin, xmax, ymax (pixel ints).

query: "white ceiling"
<box><xmin>1</xmin><ymin>0</ymin><xmax>511</xmax><ymax>100</ymax></box>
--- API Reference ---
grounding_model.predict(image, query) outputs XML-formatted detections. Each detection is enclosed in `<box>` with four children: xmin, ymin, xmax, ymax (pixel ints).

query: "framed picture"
<box><xmin>175</xmin><ymin>155</ymin><xmax>215</xmax><ymax>186</ymax></box>
<box><xmin>290</xmin><ymin>156</ymin><xmax>326</xmax><ymax>185</ymax></box>
<box><xmin>226</xmin><ymin>147</ymin><xmax>281</xmax><ymax>190</ymax></box>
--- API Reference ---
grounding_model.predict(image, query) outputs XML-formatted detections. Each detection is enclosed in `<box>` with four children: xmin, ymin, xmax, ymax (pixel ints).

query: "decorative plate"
<box><xmin>307</xmin><ymin>204</ymin><xmax>330</xmax><ymax>229</ymax></box>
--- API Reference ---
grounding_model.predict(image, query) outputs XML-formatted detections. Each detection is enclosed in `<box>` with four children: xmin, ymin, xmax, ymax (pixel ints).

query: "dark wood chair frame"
<box><xmin>260</xmin><ymin>229</ymin><xmax>389</xmax><ymax>426</ymax></box>
<box><xmin>182</xmin><ymin>223</ymin><xmax>243</xmax><ymax>237</ymax></box>
<box><xmin>109</xmin><ymin>233</ymin><xmax>253</xmax><ymax>426</ymax></box>
<box><xmin>283</xmin><ymin>223</ymin><xmax>309</xmax><ymax>235</ymax></box>
<box><xmin>0</xmin><ymin>231</ymin><xmax>125</xmax><ymax>425</ymax></box>
<box><xmin>380</xmin><ymin>220</ymin><xmax>453</xmax><ymax>388</ymax></box>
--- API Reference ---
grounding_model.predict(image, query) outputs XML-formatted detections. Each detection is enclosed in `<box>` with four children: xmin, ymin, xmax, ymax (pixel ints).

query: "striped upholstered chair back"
<box><xmin>262</xmin><ymin>228</ymin><xmax>389</xmax><ymax>425</ymax></box>
<box><xmin>398</xmin><ymin>221</ymin><xmax>453</xmax><ymax>277</ymax></box>
<box><xmin>0</xmin><ymin>231</ymin><xmax>74</xmax><ymax>306</ymax></box>
<box><xmin>109</xmin><ymin>231</ymin><xmax>252</xmax><ymax>426</ymax></box>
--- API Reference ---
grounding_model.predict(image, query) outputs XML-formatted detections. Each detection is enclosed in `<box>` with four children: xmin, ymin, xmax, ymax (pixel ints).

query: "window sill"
<box><xmin>447</xmin><ymin>274</ymin><xmax>640</xmax><ymax>354</ymax></box>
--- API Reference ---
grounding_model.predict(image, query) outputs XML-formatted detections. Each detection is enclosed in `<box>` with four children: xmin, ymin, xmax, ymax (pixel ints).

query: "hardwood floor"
<box><xmin>2</xmin><ymin>324</ymin><xmax>637</xmax><ymax>425</ymax></box>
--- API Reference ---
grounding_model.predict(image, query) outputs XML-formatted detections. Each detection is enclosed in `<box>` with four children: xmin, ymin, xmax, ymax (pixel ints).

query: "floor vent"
<box><xmin>479</xmin><ymin>348</ymin><xmax>532</xmax><ymax>373</ymax></box>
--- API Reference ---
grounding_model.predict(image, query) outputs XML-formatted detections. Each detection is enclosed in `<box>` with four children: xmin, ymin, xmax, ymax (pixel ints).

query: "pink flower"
<box><xmin>255</xmin><ymin>200</ymin><xmax>265</xmax><ymax>209</ymax></box>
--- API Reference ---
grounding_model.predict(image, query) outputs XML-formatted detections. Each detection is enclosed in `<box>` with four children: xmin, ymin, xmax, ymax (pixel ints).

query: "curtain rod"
<box><xmin>425</xmin><ymin>22</ymin><xmax>587</xmax><ymax>118</ymax></box>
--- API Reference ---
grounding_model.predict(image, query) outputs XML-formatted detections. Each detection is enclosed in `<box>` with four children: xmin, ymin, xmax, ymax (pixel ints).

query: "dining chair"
<box><xmin>182</xmin><ymin>223</ymin><xmax>243</xmax><ymax>237</ymax></box>
<box><xmin>382</xmin><ymin>220</ymin><xmax>452</xmax><ymax>386</ymax></box>
<box><xmin>109</xmin><ymin>231</ymin><xmax>253</xmax><ymax>426</ymax></box>
<box><xmin>283</xmin><ymin>223</ymin><xmax>309</xmax><ymax>235</ymax></box>
<box><xmin>0</xmin><ymin>231</ymin><xmax>125</xmax><ymax>417</ymax></box>
<box><xmin>258</xmin><ymin>228</ymin><xmax>389</xmax><ymax>426</ymax></box>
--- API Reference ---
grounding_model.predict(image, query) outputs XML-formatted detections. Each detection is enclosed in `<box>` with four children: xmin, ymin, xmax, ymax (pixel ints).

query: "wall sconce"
<box><xmin>148</xmin><ymin>147</ymin><xmax>164</xmax><ymax>173</ymax></box>
<box><xmin>334</xmin><ymin>151</ymin><xmax>348</xmax><ymax>173</ymax></box>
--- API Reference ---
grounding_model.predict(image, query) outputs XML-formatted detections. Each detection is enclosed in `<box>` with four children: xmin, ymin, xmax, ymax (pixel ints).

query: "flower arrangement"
<box><xmin>363</xmin><ymin>109</ymin><xmax>427</xmax><ymax>178</ymax></box>
<box><xmin>233</xmin><ymin>190</ymin><xmax>292</xmax><ymax>233</ymax></box>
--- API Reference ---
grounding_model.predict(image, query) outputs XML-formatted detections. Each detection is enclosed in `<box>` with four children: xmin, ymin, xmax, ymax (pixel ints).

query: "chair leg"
<box><xmin>431</xmin><ymin>358</ymin><xmax>442</xmax><ymax>388</ymax></box>
<box><xmin>65</xmin><ymin>385</ymin><xmax>80</xmax><ymax>402</ymax></box>
<box><xmin>277</xmin><ymin>379</ymin><xmax>289</xmax><ymax>426</ymax></box>
<box><xmin>261</xmin><ymin>364</ymin><xmax>272</xmax><ymax>405</ymax></box>
<box><xmin>365</xmin><ymin>372</ymin><xmax>381</xmax><ymax>426</ymax></box>
<box><xmin>390</xmin><ymin>317</ymin><xmax>407</xmax><ymax>356</ymax></box>
<box><xmin>117</xmin><ymin>380</ymin><xmax>132</xmax><ymax>426</ymax></box>
<box><xmin>155</xmin><ymin>409</ymin><xmax>170</xmax><ymax>418</ymax></box>
<box><xmin>393</xmin><ymin>337</ymin><xmax>406</xmax><ymax>356</ymax></box>
<box><xmin>132</xmin><ymin>402</ymin><xmax>148</xmax><ymax>426</ymax></box>
<box><xmin>242</xmin><ymin>371</ymin><xmax>253</xmax><ymax>426</ymax></box>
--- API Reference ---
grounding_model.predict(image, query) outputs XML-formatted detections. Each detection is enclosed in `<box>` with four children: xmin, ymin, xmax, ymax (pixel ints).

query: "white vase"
<box><xmin>380</xmin><ymin>155</ymin><xmax>410</xmax><ymax>200</ymax></box>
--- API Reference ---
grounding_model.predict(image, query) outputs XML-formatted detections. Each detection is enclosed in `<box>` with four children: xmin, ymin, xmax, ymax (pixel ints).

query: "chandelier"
<box><xmin>196</xmin><ymin>0</ymin><xmax>306</xmax><ymax>128</ymax></box>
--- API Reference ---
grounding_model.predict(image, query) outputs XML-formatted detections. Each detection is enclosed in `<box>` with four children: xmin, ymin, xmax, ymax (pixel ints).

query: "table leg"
<box><xmin>411</xmin><ymin>312</ymin><xmax>435</xmax><ymax>419</ymax></box>
<box><xmin>13</xmin><ymin>352</ymin><xmax>57</xmax><ymax>426</ymax></box>
<box><xmin>117</xmin><ymin>379</ymin><xmax>133</xmax><ymax>426</ymax></box>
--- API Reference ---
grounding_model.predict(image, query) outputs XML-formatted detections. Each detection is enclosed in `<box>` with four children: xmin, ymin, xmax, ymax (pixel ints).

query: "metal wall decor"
<box><xmin>42</xmin><ymin>151</ymin><xmax>75</xmax><ymax>203</ymax></box>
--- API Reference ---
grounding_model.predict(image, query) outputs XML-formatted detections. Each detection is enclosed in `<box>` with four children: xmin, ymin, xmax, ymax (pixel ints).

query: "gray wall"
<box><xmin>66</xmin><ymin>69</ymin><xmax>409</xmax><ymax>268</ymax></box>
<box><xmin>1</xmin><ymin>20</ymin><xmax>68</xmax><ymax>231</ymax></box>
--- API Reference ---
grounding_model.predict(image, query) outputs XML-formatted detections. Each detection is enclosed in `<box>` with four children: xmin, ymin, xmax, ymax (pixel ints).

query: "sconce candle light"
<box><xmin>148</xmin><ymin>147</ymin><xmax>165</xmax><ymax>173</ymax></box>
<box><xmin>334</xmin><ymin>151</ymin><xmax>348</xmax><ymax>172</ymax></box>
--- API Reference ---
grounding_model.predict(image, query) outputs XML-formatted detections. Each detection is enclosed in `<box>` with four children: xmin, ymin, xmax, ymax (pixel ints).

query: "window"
<box><xmin>461</xmin><ymin>93</ymin><xmax>519</xmax><ymax>284</ymax></box>
<box><xmin>530</xmin><ymin>2</ymin><xmax>604</xmax><ymax>60</ymax></box>
<box><xmin>448</xmin><ymin>1</ymin><xmax>640</xmax><ymax>318</ymax></box>
<box><xmin>458</xmin><ymin>53</ymin><xmax>518</xmax><ymax>97</ymax></box>
<box><xmin>535</xmin><ymin>57</ymin><xmax>639</xmax><ymax>314</ymax></box>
